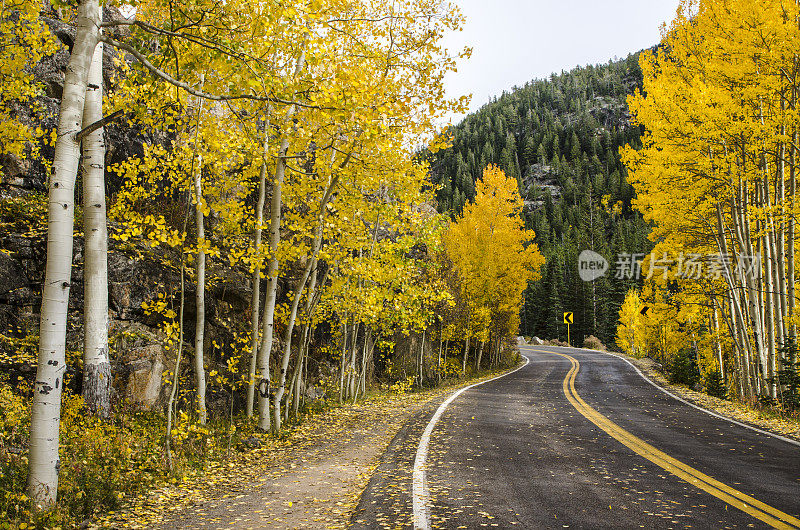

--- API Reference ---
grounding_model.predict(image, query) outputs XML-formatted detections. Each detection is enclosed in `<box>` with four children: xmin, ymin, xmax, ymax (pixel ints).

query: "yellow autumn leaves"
<box><xmin>445</xmin><ymin>165</ymin><xmax>545</xmax><ymax>347</ymax></box>
<box><xmin>0</xmin><ymin>0</ymin><xmax>56</xmax><ymax>159</ymax></box>
<box><xmin>619</xmin><ymin>0</ymin><xmax>800</xmax><ymax>401</ymax></box>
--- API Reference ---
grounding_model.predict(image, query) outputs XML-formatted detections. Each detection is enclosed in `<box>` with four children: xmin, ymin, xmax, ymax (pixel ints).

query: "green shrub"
<box><xmin>771</xmin><ymin>339</ymin><xmax>800</xmax><ymax>412</ymax></box>
<box><xmin>669</xmin><ymin>347</ymin><xmax>700</xmax><ymax>387</ymax></box>
<box><xmin>703</xmin><ymin>369</ymin><xmax>727</xmax><ymax>399</ymax></box>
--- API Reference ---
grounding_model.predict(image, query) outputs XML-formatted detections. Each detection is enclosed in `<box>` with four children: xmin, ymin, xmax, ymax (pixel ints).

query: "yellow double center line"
<box><xmin>546</xmin><ymin>350</ymin><xmax>800</xmax><ymax>529</ymax></box>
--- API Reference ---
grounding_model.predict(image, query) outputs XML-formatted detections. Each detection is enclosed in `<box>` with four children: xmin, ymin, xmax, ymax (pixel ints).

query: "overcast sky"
<box><xmin>441</xmin><ymin>0</ymin><xmax>683</xmax><ymax>123</ymax></box>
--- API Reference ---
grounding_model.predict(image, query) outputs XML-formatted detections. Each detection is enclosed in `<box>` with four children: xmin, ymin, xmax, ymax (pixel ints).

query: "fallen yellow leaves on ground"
<box><xmin>95</xmin><ymin>367</ymin><xmax>520</xmax><ymax>529</ymax></box>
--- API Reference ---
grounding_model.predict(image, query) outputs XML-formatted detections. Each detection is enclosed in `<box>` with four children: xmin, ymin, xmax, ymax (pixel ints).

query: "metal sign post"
<box><xmin>563</xmin><ymin>312</ymin><xmax>573</xmax><ymax>346</ymax></box>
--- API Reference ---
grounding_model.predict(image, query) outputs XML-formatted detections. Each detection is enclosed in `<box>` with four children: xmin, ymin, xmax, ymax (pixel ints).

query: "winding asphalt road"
<box><xmin>351</xmin><ymin>346</ymin><xmax>800</xmax><ymax>529</ymax></box>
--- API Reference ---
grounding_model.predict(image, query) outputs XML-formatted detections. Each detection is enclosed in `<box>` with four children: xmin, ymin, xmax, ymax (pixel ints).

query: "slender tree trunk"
<box><xmin>776</xmin><ymin>128</ymin><xmax>789</xmax><ymax>346</ymax></box>
<box><xmin>789</xmin><ymin>127</ymin><xmax>797</xmax><ymax>339</ymax></box>
<box><xmin>193</xmin><ymin>119</ymin><xmax>207</xmax><ymax>425</ymax></box>
<box><xmin>166</xmin><ymin>261</ymin><xmax>186</xmax><ymax>471</ymax></box>
<box><xmin>462</xmin><ymin>335</ymin><xmax>470</xmax><ymax>374</ymax></box>
<box><xmin>28</xmin><ymin>0</ymin><xmax>99</xmax><ymax>506</ymax></box>
<box><xmin>339</xmin><ymin>317</ymin><xmax>347</xmax><ymax>403</ymax></box>
<box><xmin>289</xmin><ymin>264</ymin><xmax>322</xmax><ymax>418</ymax></box>
<box><xmin>418</xmin><ymin>329</ymin><xmax>426</xmax><ymax>387</ymax></box>
<box><xmin>256</xmin><ymin>51</ymin><xmax>305</xmax><ymax>431</ymax></box>
<box><xmin>437</xmin><ymin>330</ymin><xmax>443</xmax><ymax>383</ymax></box>
<box><xmin>247</xmin><ymin>120</ymin><xmax>270</xmax><ymax>417</ymax></box>
<box><xmin>289</xmin><ymin>352</ymin><xmax>302</xmax><ymax>419</ymax></box>
<box><xmin>359</xmin><ymin>330</ymin><xmax>371</xmax><ymax>398</ymax></box>
<box><xmin>273</xmin><ymin>257</ymin><xmax>317</xmax><ymax>431</ymax></box>
<box><xmin>475</xmin><ymin>340</ymin><xmax>484</xmax><ymax>371</ymax></box>
<box><xmin>348</xmin><ymin>322</ymin><xmax>359</xmax><ymax>399</ymax></box>
<box><xmin>711</xmin><ymin>306</ymin><xmax>725</xmax><ymax>384</ymax></box>
<box><xmin>762</xmin><ymin>176</ymin><xmax>777</xmax><ymax>398</ymax></box>
<box><xmin>81</xmin><ymin>41</ymin><xmax>110</xmax><ymax>417</ymax></box>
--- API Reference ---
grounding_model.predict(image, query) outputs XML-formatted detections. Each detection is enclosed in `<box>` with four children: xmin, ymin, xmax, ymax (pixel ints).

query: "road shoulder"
<box><xmin>597</xmin><ymin>348</ymin><xmax>800</xmax><ymax>444</ymax></box>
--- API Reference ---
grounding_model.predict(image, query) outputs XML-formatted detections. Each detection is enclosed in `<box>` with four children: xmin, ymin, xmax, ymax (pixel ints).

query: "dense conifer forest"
<box><xmin>428</xmin><ymin>54</ymin><xmax>655</xmax><ymax>345</ymax></box>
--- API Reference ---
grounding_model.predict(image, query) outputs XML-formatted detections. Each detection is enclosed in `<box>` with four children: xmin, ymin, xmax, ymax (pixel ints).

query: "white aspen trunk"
<box><xmin>351</xmin><ymin>336</ymin><xmax>361</xmax><ymax>403</ymax></box>
<box><xmin>291</xmin><ymin>345</ymin><xmax>306</xmax><ymax>419</ymax></box>
<box><xmin>475</xmin><ymin>340</ymin><xmax>484</xmax><ymax>371</ymax></box>
<box><xmin>256</xmin><ymin>51</ymin><xmax>305</xmax><ymax>431</ymax></box>
<box><xmin>765</xmin><ymin>180</ymin><xmax>781</xmax><ymax>398</ymax></box>
<box><xmin>348</xmin><ymin>322</ymin><xmax>359</xmax><ymax>399</ymax></box>
<box><xmin>339</xmin><ymin>318</ymin><xmax>347</xmax><ymax>403</ymax></box>
<box><xmin>247</xmin><ymin>120</ymin><xmax>270</xmax><ymax>417</ymax></box>
<box><xmin>776</xmin><ymin>131</ymin><xmax>789</xmax><ymax>346</ymax></box>
<box><xmin>437</xmin><ymin>331</ymin><xmax>443</xmax><ymax>382</ymax></box>
<box><xmin>462</xmin><ymin>335</ymin><xmax>470</xmax><ymax>374</ymax></box>
<box><xmin>81</xmin><ymin>41</ymin><xmax>110</xmax><ymax>417</ymax></box>
<box><xmin>193</xmin><ymin>163</ymin><xmax>207</xmax><ymax>424</ymax></box>
<box><xmin>352</xmin><ymin>327</ymin><xmax>363</xmax><ymax>403</ymax></box>
<box><xmin>273</xmin><ymin>257</ymin><xmax>317</xmax><ymax>431</ymax></box>
<box><xmin>358</xmin><ymin>330</ymin><xmax>371</xmax><ymax>398</ymax></box>
<box><xmin>711</xmin><ymin>306</ymin><xmax>725</xmax><ymax>384</ymax></box>
<box><xmin>28</xmin><ymin>0</ymin><xmax>99</xmax><ymax>506</ymax></box>
<box><xmin>289</xmin><ymin>263</ymin><xmax>321</xmax><ymax>417</ymax></box>
<box><xmin>417</xmin><ymin>329</ymin><xmax>426</xmax><ymax>387</ymax></box>
<box><xmin>762</xmin><ymin>180</ymin><xmax>777</xmax><ymax>398</ymax></box>
<box><xmin>192</xmin><ymin>110</ymin><xmax>208</xmax><ymax>424</ymax></box>
<box><xmin>789</xmin><ymin>127</ymin><xmax>797</xmax><ymax>339</ymax></box>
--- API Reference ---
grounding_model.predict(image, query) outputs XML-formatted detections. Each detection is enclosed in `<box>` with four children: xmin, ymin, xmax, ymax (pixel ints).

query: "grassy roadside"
<box><xmin>93</xmin><ymin>359</ymin><xmax>525</xmax><ymax>529</ymax></box>
<box><xmin>604</xmin><ymin>350</ymin><xmax>800</xmax><ymax>443</ymax></box>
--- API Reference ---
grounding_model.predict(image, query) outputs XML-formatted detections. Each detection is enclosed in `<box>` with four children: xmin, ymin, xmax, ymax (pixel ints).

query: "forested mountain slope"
<box><xmin>429</xmin><ymin>54</ymin><xmax>654</xmax><ymax>345</ymax></box>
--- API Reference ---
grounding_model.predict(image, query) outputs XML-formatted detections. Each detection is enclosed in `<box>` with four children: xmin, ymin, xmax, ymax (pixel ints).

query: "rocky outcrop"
<box><xmin>587</xmin><ymin>95</ymin><xmax>632</xmax><ymax>131</ymax></box>
<box><xmin>0</xmin><ymin>220</ymin><xmax>254</xmax><ymax>411</ymax></box>
<box><xmin>111</xmin><ymin>323</ymin><xmax>168</xmax><ymax>409</ymax></box>
<box><xmin>522</xmin><ymin>163</ymin><xmax>561</xmax><ymax>210</ymax></box>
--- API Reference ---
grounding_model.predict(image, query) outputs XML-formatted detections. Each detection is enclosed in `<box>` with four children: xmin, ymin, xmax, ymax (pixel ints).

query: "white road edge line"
<box><xmin>575</xmin><ymin>347</ymin><xmax>800</xmax><ymax>448</ymax></box>
<box><xmin>411</xmin><ymin>355</ymin><xmax>531</xmax><ymax>530</ymax></box>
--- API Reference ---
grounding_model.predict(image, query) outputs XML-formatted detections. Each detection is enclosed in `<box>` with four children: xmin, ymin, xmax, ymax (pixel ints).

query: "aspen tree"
<box><xmin>247</xmin><ymin>116</ymin><xmax>270</xmax><ymax>417</ymax></box>
<box><xmin>81</xmin><ymin>42</ymin><xmax>111</xmax><ymax>417</ymax></box>
<box><xmin>28</xmin><ymin>0</ymin><xmax>101</xmax><ymax>506</ymax></box>
<box><xmin>256</xmin><ymin>51</ymin><xmax>306</xmax><ymax>431</ymax></box>
<box><xmin>622</xmin><ymin>0</ymin><xmax>800</xmax><ymax>400</ymax></box>
<box><xmin>445</xmin><ymin>165</ymin><xmax>544</xmax><ymax>364</ymax></box>
<box><xmin>190</xmin><ymin>75</ymin><xmax>208</xmax><ymax>424</ymax></box>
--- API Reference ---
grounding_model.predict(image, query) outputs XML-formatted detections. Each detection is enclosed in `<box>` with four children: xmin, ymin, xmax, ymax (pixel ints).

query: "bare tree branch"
<box><xmin>75</xmin><ymin>109</ymin><xmax>127</xmax><ymax>141</ymax></box>
<box><xmin>100</xmin><ymin>35</ymin><xmax>329</xmax><ymax>109</ymax></box>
